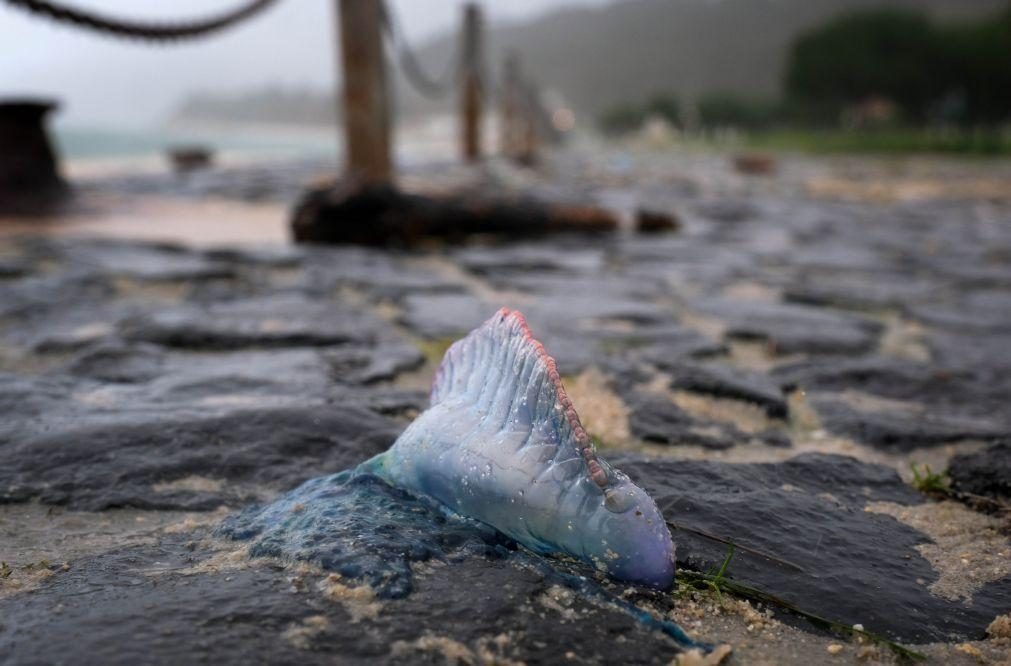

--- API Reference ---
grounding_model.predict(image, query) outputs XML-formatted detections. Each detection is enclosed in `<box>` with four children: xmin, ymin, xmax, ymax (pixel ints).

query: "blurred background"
<box><xmin>2</xmin><ymin>0</ymin><xmax>1007</xmax><ymax>170</ymax></box>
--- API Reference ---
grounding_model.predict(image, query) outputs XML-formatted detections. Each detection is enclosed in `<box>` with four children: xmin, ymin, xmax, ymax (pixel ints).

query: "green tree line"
<box><xmin>786</xmin><ymin>6</ymin><xmax>1011</xmax><ymax>126</ymax></box>
<box><xmin>598</xmin><ymin>6</ymin><xmax>1010</xmax><ymax>133</ymax></box>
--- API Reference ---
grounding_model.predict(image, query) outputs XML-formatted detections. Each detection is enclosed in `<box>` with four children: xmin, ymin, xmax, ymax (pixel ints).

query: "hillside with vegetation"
<box><xmin>170</xmin><ymin>0</ymin><xmax>1007</xmax><ymax>129</ymax></box>
<box><xmin>406</xmin><ymin>0</ymin><xmax>1006</xmax><ymax>117</ymax></box>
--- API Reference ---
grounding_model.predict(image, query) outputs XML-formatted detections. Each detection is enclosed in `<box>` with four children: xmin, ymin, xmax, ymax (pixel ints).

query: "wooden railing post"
<box><xmin>520</xmin><ymin>82</ymin><xmax>540</xmax><ymax>163</ymax></box>
<box><xmin>337</xmin><ymin>0</ymin><xmax>391</xmax><ymax>183</ymax></box>
<box><xmin>460</xmin><ymin>3</ymin><xmax>483</xmax><ymax>163</ymax></box>
<box><xmin>500</xmin><ymin>52</ymin><xmax>520</xmax><ymax>159</ymax></box>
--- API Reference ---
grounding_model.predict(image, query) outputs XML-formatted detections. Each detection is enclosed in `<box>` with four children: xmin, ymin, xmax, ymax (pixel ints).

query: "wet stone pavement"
<box><xmin>1</xmin><ymin>155</ymin><xmax>1010</xmax><ymax>665</ymax></box>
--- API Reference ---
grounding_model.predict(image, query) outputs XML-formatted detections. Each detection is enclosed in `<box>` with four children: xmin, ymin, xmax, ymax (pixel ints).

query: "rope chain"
<box><xmin>6</xmin><ymin>0</ymin><xmax>545</xmax><ymax>136</ymax></box>
<box><xmin>380</xmin><ymin>1</ymin><xmax>461</xmax><ymax>100</ymax></box>
<box><xmin>2</xmin><ymin>0</ymin><xmax>278</xmax><ymax>41</ymax></box>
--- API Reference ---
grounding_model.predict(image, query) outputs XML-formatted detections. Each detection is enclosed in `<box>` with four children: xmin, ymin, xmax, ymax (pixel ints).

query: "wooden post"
<box><xmin>520</xmin><ymin>82</ymin><xmax>540</xmax><ymax>163</ymax></box>
<box><xmin>460</xmin><ymin>3</ymin><xmax>483</xmax><ymax>162</ymax></box>
<box><xmin>338</xmin><ymin>0</ymin><xmax>391</xmax><ymax>183</ymax></box>
<box><xmin>499</xmin><ymin>53</ymin><xmax>520</xmax><ymax>158</ymax></box>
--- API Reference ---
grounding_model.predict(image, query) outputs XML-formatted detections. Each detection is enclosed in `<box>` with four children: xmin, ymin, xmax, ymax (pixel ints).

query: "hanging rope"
<box><xmin>380</xmin><ymin>1</ymin><xmax>459</xmax><ymax>100</ymax></box>
<box><xmin>2</xmin><ymin>0</ymin><xmax>278</xmax><ymax>42</ymax></box>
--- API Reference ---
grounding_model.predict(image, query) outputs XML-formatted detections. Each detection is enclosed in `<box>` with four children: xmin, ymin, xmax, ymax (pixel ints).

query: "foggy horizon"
<box><xmin>0</xmin><ymin>0</ymin><xmax>610</xmax><ymax>129</ymax></box>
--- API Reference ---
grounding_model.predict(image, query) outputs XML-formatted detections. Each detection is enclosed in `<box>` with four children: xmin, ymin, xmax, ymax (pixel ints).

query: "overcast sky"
<box><xmin>0</xmin><ymin>0</ymin><xmax>610</xmax><ymax>128</ymax></box>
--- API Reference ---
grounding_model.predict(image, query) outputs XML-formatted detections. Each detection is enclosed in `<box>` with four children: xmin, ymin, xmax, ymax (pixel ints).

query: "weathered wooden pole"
<box><xmin>337</xmin><ymin>0</ymin><xmax>391</xmax><ymax>182</ymax></box>
<box><xmin>499</xmin><ymin>52</ymin><xmax>520</xmax><ymax>158</ymax></box>
<box><xmin>519</xmin><ymin>82</ymin><xmax>541</xmax><ymax>163</ymax></box>
<box><xmin>460</xmin><ymin>3</ymin><xmax>483</xmax><ymax>162</ymax></box>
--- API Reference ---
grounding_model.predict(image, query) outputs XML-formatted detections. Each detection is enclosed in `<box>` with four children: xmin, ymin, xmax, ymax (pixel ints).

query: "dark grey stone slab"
<box><xmin>692</xmin><ymin>199</ymin><xmax>760</xmax><ymax>223</ymax></box>
<box><xmin>614</xmin><ymin>326</ymin><xmax>727</xmax><ymax>367</ymax></box>
<box><xmin>949</xmin><ymin>442</ymin><xmax>1011</xmax><ymax>501</ymax></box>
<box><xmin>398</xmin><ymin>293</ymin><xmax>494</xmax><ymax>339</ymax></box>
<box><xmin>0</xmin><ymin>374</ymin><xmax>73</xmax><ymax>433</ymax></box>
<box><xmin>0</xmin><ymin>257</ymin><xmax>30</xmax><ymax>279</ymax></box>
<box><xmin>0</xmin><ymin>405</ymin><xmax>401</xmax><ymax>510</ymax></box>
<box><xmin>668</xmin><ymin>361</ymin><xmax>787</xmax><ymax>418</ymax></box>
<box><xmin>454</xmin><ymin>243</ymin><xmax>604</xmax><ymax>276</ymax></box>
<box><xmin>926</xmin><ymin>330</ymin><xmax>1011</xmax><ymax>377</ymax></box>
<box><xmin>121</xmin><ymin>294</ymin><xmax>386</xmax><ymax>350</ymax></box>
<box><xmin>626</xmin><ymin>391</ymin><xmax>739</xmax><ymax>450</ymax></box>
<box><xmin>0</xmin><ymin>533</ymin><xmax>690</xmax><ymax>666</ymax></box>
<box><xmin>300</xmin><ymin>246</ymin><xmax>466</xmax><ymax>300</ymax></box>
<box><xmin>774</xmin><ymin>357</ymin><xmax>951</xmax><ymax>399</ymax></box>
<box><xmin>773</xmin><ymin>356</ymin><xmax>1010</xmax><ymax>428</ymax></box>
<box><xmin>0</xmin><ymin>271</ymin><xmax>113</xmax><ymax>320</ymax></box>
<box><xmin>783</xmin><ymin>273</ymin><xmax>938</xmax><ymax>312</ymax></box>
<box><xmin>615</xmin><ymin>452</ymin><xmax>1011</xmax><ymax>643</ymax></box>
<box><xmin>692</xmin><ymin>299</ymin><xmax>883</xmax><ymax>356</ymax></box>
<box><xmin>203</xmin><ymin>244</ymin><xmax>305</xmax><ymax>267</ymax></box>
<box><xmin>60</xmin><ymin>238</ymin><xmax>236</xmax><ymax>281</ymax></box>
<box><xmin>60</xmin><ymin>342</ymin><xmax>422</xmax><ymax>408</ymax></box>
<box><xmin>810</xmin><ymin>396</ymin><xmax>1005</xmax><ymax>452</ymax></box>
<box><xmin>789</xmin><ymin>244</ymin><xmax>890</xmax><ymax>274</ymax></box>
<box><xmin>0</xmin><ymin>538</ymin><xmax>322</xmax><ymax>666</ymax></box>
<box><xmin>909</xmin><ymin>295</ymin><xmax>1011</xmax><ymax>334</ymax></box>
<box><xmin>64</xmin><ymin>342</ymin><xmax>167</xmax><ymax>383</ymax></box>
<box><xmin>321</xmin><ymin>341</ymin><xmax>425</xmax><ymax>385</ymax></box>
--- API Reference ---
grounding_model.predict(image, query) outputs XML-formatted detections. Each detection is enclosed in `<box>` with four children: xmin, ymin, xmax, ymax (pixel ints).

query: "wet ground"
<box><xmin>1</xmin><ymin>149</ymin><xmax>1009</xmax><ymax>664</ymax></box>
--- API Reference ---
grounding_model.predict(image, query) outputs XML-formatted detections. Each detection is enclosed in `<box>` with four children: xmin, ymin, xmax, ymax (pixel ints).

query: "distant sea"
<box><xmin>53</xmin><ymin>119</ymin><xmax>457</xmax><ymax>173</ymax></box>
<box><xmin>53</xmin><ymin>124</ymin><xmax>339</xmax><ymax>163</ymax></box>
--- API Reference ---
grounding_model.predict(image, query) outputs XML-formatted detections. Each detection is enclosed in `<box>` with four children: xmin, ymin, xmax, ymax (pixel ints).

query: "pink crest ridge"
<box><xmin>434</xmin><ymin>307</ymin><xmax>609</xmax><ymax>489</ymax></box>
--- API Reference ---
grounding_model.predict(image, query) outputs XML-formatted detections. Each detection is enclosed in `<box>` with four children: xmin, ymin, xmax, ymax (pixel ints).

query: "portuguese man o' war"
<box><xmin>361</xmin><ymin>308</ymin><xmax>677</xmax><ymax>588</ymax></box>
<box><xmin>219</xmin><ymin>308</ymin><xmax>699</xmax><ymax>649</ymax></box>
